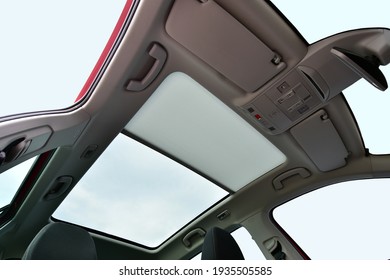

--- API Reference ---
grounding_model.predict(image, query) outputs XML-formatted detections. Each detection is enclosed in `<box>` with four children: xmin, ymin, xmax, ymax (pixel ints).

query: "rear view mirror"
<box><xmin>331</xmin><ymin>47</ymin><xmax>388</xmax><ymax>91</ymax></box>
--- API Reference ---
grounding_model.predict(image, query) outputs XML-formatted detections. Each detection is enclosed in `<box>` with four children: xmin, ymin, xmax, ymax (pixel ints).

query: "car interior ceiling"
<box><xmin>0</xmin><ymin>0</ymin><xmax>389</xmax><ymax>260</ymax></box>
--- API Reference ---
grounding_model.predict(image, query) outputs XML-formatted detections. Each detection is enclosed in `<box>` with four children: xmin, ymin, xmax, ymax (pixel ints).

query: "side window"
<box><xmin>0</xmin><ymin>157</ymin><xmax>36</xmax><ymax>211</ymax></box>
<box><xmin>273</xmin><ymin>179</ymin><xmax>390</xmax><ymax>259</ymax></box>
<box><xmin>232</xmin><ymin>227</ymin><xmax>266</xmax><ymax>260</ymax></box>
<box><xmin>192</xmin><ymin>227</ymin><xmax>266</xmax><ymax>260</ymax></box>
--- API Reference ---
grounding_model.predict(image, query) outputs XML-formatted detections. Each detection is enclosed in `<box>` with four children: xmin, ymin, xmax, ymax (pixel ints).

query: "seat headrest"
<box><xmin>201</xmin><ymin>227</ymin><xmax>244</xmax><ymax>260</ymax></box>
<box><xmin>22</xmin><ymin>223</ymin><xmax>97</xmax><ymax>260</ymax></box>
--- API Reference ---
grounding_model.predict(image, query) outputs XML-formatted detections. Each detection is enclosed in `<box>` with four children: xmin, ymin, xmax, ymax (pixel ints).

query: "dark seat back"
<box><xmin>23</xmin><ymin>222</ymin><xmax>97</xmax><ymax>260</ymax></box>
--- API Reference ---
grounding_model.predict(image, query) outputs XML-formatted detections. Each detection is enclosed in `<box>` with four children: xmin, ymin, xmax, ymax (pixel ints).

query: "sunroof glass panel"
<box><xmin>126</xmin><ymin>72</ymin><xmax>286</xmax><ymax>191</ymax></box>
<box><xmin>54</xmin><ymin>133</ymin><xmax>227</xmax><ymax>247</ymax></box>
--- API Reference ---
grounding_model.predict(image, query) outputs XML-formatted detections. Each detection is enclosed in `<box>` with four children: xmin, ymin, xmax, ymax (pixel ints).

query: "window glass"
<box><xmin>0</xmin><ymin>157</ymin><xmax>37</xmax><ymax>209</ymax></box>
<box><xmin>343</xmin><ymin>76</ymin><xmax>390</xmax><ymax>154</ymax></box>
<box><xmin>232</xmin><ymin>227</ymin><xmax>266</xmax><ymax>260</ymax></box>
<box><xmin>0</xmin><ymin>0</ymin><xmax>126</xmax><ymax>117</ymax></box>
<box><xmin>273</xmin><ymin>179</ymin><xmax>390</xmax><ymax>259</ymax></box>
<box><xmin>54</xmin><ymin>133</ymin><xmax>228</xmax><ymax>248</ymax></box>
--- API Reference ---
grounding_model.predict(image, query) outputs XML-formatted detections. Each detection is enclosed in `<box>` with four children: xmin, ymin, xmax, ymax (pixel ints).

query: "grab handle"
<box><xmin>126</xmin><ymin>43</ymin><xmax>167</xmax><ymax>92</ymax></box>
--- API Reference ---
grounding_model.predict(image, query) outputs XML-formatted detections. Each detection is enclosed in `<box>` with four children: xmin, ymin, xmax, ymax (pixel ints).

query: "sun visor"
<box><xmin>290</xmin><ymin>110</ymin><xmax>348</xmax><ymax>172</ymax></box>
<box><xmin>165</xmin><ymin>0</ymin><xmax>285</xmax><ymax>92</ymax></box>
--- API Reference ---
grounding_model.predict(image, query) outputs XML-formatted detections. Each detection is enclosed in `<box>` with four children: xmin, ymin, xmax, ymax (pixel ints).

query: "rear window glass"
<box><xmin>273</xmin><ymin>179</ymin><xmax>390</xmax><ymax>259</ymax></box>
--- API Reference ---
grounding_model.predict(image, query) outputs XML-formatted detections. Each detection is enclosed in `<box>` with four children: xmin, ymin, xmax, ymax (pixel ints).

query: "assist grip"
<box><xmin>126</xmin><ymin>43</ymin><xmax>167</xmax><ymax>92</ymax></box>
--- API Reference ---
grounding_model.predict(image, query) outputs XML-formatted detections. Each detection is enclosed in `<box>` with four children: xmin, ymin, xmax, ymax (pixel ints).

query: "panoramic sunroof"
<box><xmin>126</xmin><ymin>72</ymin><xmax>286</xmax><ymax>191</ymax></box>
<box><xmin>55</xmin><ymin>72</ymin><xmax>285</xmax><ymax>247</ymax></box>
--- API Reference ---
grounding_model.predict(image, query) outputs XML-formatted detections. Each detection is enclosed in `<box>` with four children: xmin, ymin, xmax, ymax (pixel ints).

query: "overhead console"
<box><xmin>165</xmin><ymin>1</ymin><xmax>390</xmax><ymax>135</ymax></box>
<box><xmin>245</xmin><ymin>28</ymin><xmax>390</xmax><ymax>134</ymax></box>
<box><xmin>244</xmin><ymin>68</ymin><xmax>324</xmax><ymax>133</ymax></box>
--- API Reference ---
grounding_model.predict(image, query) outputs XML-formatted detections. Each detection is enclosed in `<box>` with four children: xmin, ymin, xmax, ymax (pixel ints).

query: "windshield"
<box><xmin>0</xmin><ymin>0</ymin><xmax>126</xmax><ymax>117</ymax></box>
